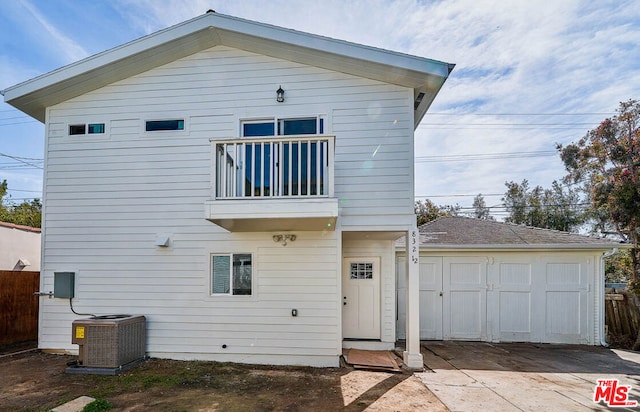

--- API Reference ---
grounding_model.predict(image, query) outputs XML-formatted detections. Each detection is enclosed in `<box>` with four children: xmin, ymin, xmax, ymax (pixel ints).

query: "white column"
<box><xmin>403</xmin><ymin>226</ymin><xmax>423</xmax><ymax>369</ymax></box>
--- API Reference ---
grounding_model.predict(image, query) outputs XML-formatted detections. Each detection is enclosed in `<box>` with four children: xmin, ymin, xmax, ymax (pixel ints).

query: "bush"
<box><xmin>82</xmin><ymin>399</ymin><xmax>111</xmax><ymax>412</ymax></box>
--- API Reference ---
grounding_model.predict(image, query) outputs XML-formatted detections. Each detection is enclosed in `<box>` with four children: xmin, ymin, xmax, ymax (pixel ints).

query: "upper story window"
<box><xmin>242</xmin><ymin>117</ymin><xmax>324</xmax><ymax>137</ymax></box>
<box><xmin>69</xmin><ymin>123</ymin><xmax>105</xmax><ymax>136</ymax></box>
<box><xmin>145</xmin><ymin>119</ymin><xmax>184</xmax><ymax>132</ymax></box>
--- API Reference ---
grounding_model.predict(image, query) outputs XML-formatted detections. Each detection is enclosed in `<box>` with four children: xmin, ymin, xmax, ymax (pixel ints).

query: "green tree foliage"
<box><xmin>605</xmin><ymin>249</ymin><xmax>633</xmax><ymax>283</ymax></box>
<box><xmin>415</xmin><ymin>199</ymin><xmax>460</xmax><ymax>226</ymax></box>
<box><xmin>0</xmin><ymin>179</ymin><xmax>42</xmax><ymax>228</ymax></box>
<box><xmin>470</xmin><ymin>194</ymin><xmax>494</xmax><ymax>220</ymax></box>
<box><xmin>559</xmin><ymin>99</ymin><xmax>640</xmax><ymax>240</ymax></box>
<box><xmin>558</xmin><ymin>99</ymin><xmax>640</xmax><ymax>268</ymax></box>
<box><xmin>502</xmin><ymin>179</ymin><xmax>584</xmax><ymax>232</ymax></box>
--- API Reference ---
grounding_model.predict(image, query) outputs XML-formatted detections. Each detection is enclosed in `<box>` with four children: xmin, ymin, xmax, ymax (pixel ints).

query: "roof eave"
<box><xmin>3</xmin><ymin>12</ymin><xmax>454</xmax><ymax>123</ymax></box>
<box><xmin>397</xmin><ymin>243</ymin><xmax>631</xmax><ymax>252</ymax></box>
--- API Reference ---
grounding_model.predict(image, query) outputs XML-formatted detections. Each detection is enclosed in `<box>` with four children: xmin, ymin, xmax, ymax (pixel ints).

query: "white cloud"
<box><xmin>18</xmin><ymin>0</ymin><xmax>88</xmax><ymax>63</ymax></box>
<box><xmin>2</xmin><ymin>0</ymin><xmax>639</xmax><ymax>211</ymax></box>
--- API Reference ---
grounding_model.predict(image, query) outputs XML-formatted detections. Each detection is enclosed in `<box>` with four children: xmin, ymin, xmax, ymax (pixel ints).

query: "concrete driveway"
<box><xmin>417</xmin><ymin>341</ymin><xmax>640</xmax><ymax>411</ymax></box>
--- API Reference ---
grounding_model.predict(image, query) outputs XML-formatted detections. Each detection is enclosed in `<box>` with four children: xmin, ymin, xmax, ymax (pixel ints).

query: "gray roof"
<box><xmin>413</xmin><ymin>216</ymin><xmax>628</xmax><ymax>250</ymax></box>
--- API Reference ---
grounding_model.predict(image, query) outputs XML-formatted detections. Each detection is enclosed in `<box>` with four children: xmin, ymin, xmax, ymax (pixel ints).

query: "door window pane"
<box><xmin>350</xmin><ymin>262</ymin><xmax>373</xmax><ymax>280</ymax></box>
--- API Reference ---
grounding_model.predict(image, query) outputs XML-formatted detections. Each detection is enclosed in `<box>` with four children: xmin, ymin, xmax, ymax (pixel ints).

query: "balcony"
<box><xmin>205</xmin><ymin>135</ymin><xmax>338</xmax><ymax>232</ymax></box>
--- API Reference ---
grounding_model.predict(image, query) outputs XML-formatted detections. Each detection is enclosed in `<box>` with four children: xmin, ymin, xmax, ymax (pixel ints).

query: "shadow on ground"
<box><xmin>0</xmin><ymin>346</ymin><xmax>445</xmax><ymax>412</ymax></box>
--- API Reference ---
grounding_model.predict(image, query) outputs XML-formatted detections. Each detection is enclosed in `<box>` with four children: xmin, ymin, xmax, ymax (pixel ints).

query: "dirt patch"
<box><xmin>0</xmin><ymin>349</ymin><xmax>446</xmax><ymax>411</ymax></box>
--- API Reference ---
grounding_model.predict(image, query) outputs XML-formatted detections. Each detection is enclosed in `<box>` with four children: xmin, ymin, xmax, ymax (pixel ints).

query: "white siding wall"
<box><xmin>39</xmin><ymin>45</ymin><xmax>414</xmax><ymax>365</ymax></box>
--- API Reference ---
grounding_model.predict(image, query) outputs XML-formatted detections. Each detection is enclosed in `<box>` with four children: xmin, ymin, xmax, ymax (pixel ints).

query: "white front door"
<box><xmin>342</xmin><ymin>257</ymin><xmax>380</xmax><ymax>339</ymax></box>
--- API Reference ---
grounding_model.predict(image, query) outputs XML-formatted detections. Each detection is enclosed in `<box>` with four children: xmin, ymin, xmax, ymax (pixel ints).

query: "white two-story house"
<box><xmin>3</xmin><ymin>11</ymin><xmax>453</xmax><ymax>368</ymax></box>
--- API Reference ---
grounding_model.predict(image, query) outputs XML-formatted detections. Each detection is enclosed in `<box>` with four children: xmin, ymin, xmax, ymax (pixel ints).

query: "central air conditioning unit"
<box><xmin>70</xmin><ymin>315</ymin><xmax>146</xmax><ymax>372</ymax></box>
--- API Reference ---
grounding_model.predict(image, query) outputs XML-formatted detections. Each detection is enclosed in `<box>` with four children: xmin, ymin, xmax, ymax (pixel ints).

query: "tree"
<box><xmin>558</xmin><ymin>99</ymin><xmax>640</xmax><ymax>348</ymax></box>
<box><xmin>415</xmin><ymin>199</ymin><xmax>460</xmax><ymax>226</ymax></box>
<box><xmin>502</xmin><ymin>179</ymin><xmax>584</xmax><ymax>232</ymax></box>
<box><xmin>470</xmin><ymin>194</ymin><xmax>494</xmax><ymax>220</ymax></box>
<box><xmin>605</xmin><ymin>249</ymin><xmax>633</xmax><ymax>283</ymax></box>
<box><xmin>0</xmin><ymin>179</ymin><xmax>42</xmax><ymax>228</ymax></box>
<box><xmin>558</xmin><ymin>100</ymin><xmax>640</xmax><ymax>264</ymax></box>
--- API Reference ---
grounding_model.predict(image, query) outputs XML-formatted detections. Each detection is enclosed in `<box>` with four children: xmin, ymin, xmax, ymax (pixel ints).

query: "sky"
<box><xmin>1</xmin><ymin>0</ymin><xmax>639</xmax><ymax>219</ymax></box>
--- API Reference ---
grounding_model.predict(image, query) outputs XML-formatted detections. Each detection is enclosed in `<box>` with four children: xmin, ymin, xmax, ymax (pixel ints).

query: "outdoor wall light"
<box><xmin>273</xmin><ymin>234</ymin><xmax>296</xmax><ymax>246</ymax></box>
<box><xmin>276</xmin><ymin>86</ymin><xmax>285</xmax><ymax>103</ymax></box>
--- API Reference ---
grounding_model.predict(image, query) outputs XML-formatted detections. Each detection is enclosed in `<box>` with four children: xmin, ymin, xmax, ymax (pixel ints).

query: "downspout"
<box><xmin>600</xmin><ymin>248</ymin><xmax>619</xmax><ymax>347</ymax></box>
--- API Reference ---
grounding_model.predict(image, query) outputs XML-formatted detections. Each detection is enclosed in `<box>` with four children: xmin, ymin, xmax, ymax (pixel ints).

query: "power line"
<box><xmin>6</xmin><ymin>188</ymin><xmax>42</xmax><ymax>193</ymax></box>
<box><xmin>415</xmin><ymin>150</ymin><xmax>557</xmax><ymax>163</ymax></box>
<box><xmin>0</xmin><ymin>152</ymin><xmax>43</xmax><ymax>169</ymax></box>
<box><xmin>416</xmin><ymin>193</ymin><xmax>503</xmax><ymax>198</ymax></box>
<box><xmin>420</xmin><ymin>122</ymin><xmax>598</xmax><ymax>126</ymax></box>
<box><xmin>424</xmin><ymin>112</ymin><xmax>615</xmax><ymax>116</ymax></box>
<box><xmin>0</xmin><ymin>120</ymin><xmax>40</xmax><ymax>127</ymax></box>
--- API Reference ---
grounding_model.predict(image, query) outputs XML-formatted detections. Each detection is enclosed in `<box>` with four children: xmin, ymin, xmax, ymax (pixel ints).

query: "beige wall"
<box><xmin>0</xmin><ymin>224</ymin><xmax>41</xmax><ymax>271</ymax></box>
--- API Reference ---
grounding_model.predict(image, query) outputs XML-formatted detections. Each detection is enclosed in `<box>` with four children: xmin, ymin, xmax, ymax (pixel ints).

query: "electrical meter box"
<box><xmin>54</xmin><ymin>272</ymin><xmax>75</xmax><ymax>298</ymax></box>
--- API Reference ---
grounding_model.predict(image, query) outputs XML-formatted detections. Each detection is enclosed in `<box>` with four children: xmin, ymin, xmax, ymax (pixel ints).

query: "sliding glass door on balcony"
<box><xmin>214</xmin><ymin>136</ymin><xmax>333</xmax><ymax>199</ymax></box>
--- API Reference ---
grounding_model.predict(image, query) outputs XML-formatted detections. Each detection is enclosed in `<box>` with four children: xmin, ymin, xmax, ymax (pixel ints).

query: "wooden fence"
<box><xmin>605</xmin><ymin>289</ymin><xmax>640</xmax><ymax>346</ymax></box>
<box><xmin>0</xmin><ymin>270</ymin><xmax>39</xmax><ymax>345</ymax></box>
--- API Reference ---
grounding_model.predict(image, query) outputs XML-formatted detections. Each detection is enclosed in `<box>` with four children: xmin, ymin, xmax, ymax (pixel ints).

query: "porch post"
<box><xmin>403</xmin><ymin>225</ymin><xmax>424</xmax><ymax>369</ymax></box>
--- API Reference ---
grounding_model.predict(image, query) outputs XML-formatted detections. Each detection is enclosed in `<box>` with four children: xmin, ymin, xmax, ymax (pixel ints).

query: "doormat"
<box><xmin>342</xmin><ymin>349</ymin><xmax>403</xmax><ymax>372</ymax></box>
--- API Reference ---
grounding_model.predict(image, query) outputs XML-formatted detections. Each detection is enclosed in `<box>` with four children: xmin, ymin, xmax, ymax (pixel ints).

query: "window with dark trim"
<box><xmin>242</xmin><ymin>117</ymin><xmax>324</xmax><ymax>137</ymax></box>
<box><xmin>69</xmin><ymin>124</ymin><xmax>86</xmax><ymax>135</ymax></box>
<box><xmin>146</xmin><ymin>119</ymin><xmax>184</xmax><ymax>132</ymax></box>
<box><xmin>69</xmin><ymin>123</ymin><xmax>105</xmax><ymax>135</ymax></box>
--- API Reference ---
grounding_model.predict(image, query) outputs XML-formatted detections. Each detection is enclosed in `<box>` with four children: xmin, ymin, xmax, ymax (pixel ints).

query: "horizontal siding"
<box><xmin>40</xmin><ymin>45</ymin><xmax>413</xmax><ymax>365</ymax></box>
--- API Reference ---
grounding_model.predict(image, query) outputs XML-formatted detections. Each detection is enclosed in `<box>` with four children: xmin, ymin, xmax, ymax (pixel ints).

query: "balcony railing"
<box><xmin>211</xmin><ymin>135</ymin><xmax>335</xmax><ymax>199</ymax></box>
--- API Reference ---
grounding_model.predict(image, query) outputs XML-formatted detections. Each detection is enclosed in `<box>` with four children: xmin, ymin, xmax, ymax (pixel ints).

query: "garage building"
<box><xmin>397</xmin><ymin>217</ymin><xmax>628</xmax><ymax>345</ymax></box>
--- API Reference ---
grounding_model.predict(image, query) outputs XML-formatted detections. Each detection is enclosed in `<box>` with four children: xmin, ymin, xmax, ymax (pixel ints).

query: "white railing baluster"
<box><xmin>269</xmin><ymin>141</ymin><xmax>274</xmax><ymax>197</ymax></box>
<box><xmin>278</xmin><ymin>141</ymin><xmax>283</xmax><ymax>197</ymax></box>
<box><xmin>240</xmin><ymin>144</ymin><xmax>245</xmax><ymax>198</ymax></box>
<box><xmin>260</xmin><ymin>142</ymin><xmax>264</xmax><ymax>196</ymax></box>
<box><xmin>250</xmin><ymin>143</ymin><xmax>255</xmax><ymax>197</ymax></box>
<box><xmin>288</xmin><ymin>141</ymin><xmax>292</xmax><ymax>196</ymax></box>
<box><xmin>316</xmin><ymin>140</ymin><xmax>320</xmax><ymax>196</ymax></box>
<box><xmin>297</xmin><ymin>140</ymin><xmax>301</xmax><ymax>196</ymax></box>
<box><xmin>213</xmin><ymin>135</ymin><xmax>334</xmax><ymax>200</ymax></box>
<box><xmin>222</xmin><ymin>143</ymin><xmax>228</xmax><ymax>197</ymax></box>
<box><xmin>306</xmin><ymin>141</ymin><xmax>311</xmax><ymax>196</ymax></box>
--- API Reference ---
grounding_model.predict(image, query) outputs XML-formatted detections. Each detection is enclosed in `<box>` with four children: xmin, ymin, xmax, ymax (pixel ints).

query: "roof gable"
<box><xmin>3</xmin><ymin>11</ymin><xmax>454</xmax><ymax>125</ymax></box>
<box><xmin>415</xmin><ymin>216</ymin><xmax>628</xmax><ymax>250</ymax></box>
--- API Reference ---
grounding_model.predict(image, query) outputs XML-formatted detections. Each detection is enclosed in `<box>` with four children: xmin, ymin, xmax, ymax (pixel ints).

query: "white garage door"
<box><xmin>397</xmin><ymin>254</ymin><xmax>592</xmax><ymax>344</ymax></box>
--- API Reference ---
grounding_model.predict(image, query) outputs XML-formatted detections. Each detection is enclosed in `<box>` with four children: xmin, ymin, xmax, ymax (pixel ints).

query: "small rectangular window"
<box><xmin>69</xmin><ymin>124</ymin><xmax>86</xmax><ymax>135</ymax></box>
<box><xmin>212</xmin><ymin>253</ymin><xmax>252</xmax><ymax>295</ymax></box>
<box><xmin>88</xmin><ymin>123</ymin><xmax>105</xmax><ymax>134</ymax></box>
<box><xmin>146</xmin><ymin>119</ymin><xmax>184</xmax><ymax>132</ymax></box>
